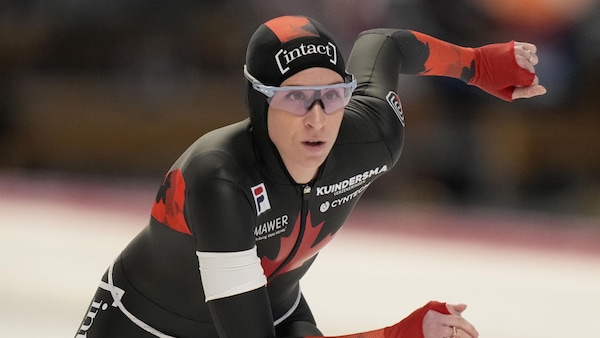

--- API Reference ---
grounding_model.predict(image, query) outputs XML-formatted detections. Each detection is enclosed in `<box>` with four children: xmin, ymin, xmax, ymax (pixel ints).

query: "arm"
<box><xmin>184</xmin><ymin>161</ymin><xmax>277</xmax><ymax>337</ymax></box>
<box><xmin>306</xmin><ymin>301</ymin><xmax>478</xmax><ymax>338</ymax></box>
<box><xmin>184</xmin><ymin>171</ymin><xmax>477</xmax><ymax>338</ymax></box>
<box><xmin>350</xmin><ymin>29</ymin><xmax>546</xmax><ymax>101</ymax></box>
<box><xmin>333</xmin><ymin>30</ymin><xmax>497</xmax><ymax>338</ymax></box>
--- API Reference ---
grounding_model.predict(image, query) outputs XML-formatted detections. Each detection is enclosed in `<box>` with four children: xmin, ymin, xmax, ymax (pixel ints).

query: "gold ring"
<box><xmin>444</xmin><ymin>326</ymin><xmax>458</xmax><ymax>338</ymax></box>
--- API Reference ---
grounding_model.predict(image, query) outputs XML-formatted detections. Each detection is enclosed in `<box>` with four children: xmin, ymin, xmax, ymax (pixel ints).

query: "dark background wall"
<box><xmin>1</xmin><ymin>0</ymin><xmax>599</xmax><ymax>217</ymax></box>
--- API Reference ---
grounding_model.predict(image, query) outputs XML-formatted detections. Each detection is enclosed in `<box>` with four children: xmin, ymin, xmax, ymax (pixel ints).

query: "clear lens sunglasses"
<box><xmin>244</xmin><ymin>65</ymin><xmax>357</xmax><ymax>116</ymax></box>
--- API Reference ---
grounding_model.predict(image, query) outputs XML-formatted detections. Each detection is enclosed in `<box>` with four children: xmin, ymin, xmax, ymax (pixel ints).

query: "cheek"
<box><xmin>328</xmin><ymin>111</ymin><xmax>344</xmax><ymax>134</ymax></box>
<box><xmin>267</xmin><ymin>110</ymin><xmax>291</xmax><ymax>147</ymax></box>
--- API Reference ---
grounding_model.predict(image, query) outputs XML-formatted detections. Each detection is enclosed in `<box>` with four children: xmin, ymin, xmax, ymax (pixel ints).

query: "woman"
<box><xmin>76</xmin><ymin>15</ymin><xmax>544</xmax><ymax>338</ymax></box>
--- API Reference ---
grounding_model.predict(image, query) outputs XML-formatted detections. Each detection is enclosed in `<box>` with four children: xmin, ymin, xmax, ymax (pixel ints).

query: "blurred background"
<box><xmin>1</xmin><ymin>0</ymin><xmax>600</xmax><ymax>215</ymax></box>
<box><xmin>1</xmin><ymin>1</ymin><xmax>600</xmax><ymax>337</ymax></box>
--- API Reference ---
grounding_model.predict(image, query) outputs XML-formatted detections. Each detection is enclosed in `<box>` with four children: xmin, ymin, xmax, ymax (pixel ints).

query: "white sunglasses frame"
<box><xmin>243</xmin><ymin>65</ymin><xmax>357</xmax><ymax>98</ymax></box>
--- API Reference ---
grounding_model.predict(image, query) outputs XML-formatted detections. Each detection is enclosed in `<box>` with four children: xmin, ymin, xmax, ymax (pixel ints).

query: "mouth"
<box><xmin>303</xmin><ymin>140</ymin><xmax>325</xmax><ymax>147</ymax></box>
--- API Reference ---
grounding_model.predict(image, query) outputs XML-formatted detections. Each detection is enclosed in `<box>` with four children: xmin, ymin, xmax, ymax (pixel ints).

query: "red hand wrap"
<box><xmin>306</xmin><ymin>301</ymin><xmax>450</xmax><ymax>338</ymax></box>
<box><xmin>469</xmin><ymin>40</ymin><xmax>535</xmax><ymax>102</ymax></box>
<box><xmin>383</xmin><ymin>301</ymin><xmax>450</xmax><ymax>338</ymax></box>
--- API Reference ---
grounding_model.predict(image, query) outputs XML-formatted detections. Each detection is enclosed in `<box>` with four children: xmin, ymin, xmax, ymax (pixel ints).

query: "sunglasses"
<box><xmin>244</xmin><ymin>65</ymin><xmax>356</xmax><ymax>116</ymax></box>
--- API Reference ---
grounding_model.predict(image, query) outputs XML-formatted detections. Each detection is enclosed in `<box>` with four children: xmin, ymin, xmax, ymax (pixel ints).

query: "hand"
<box><xmin>469</xmin><ymin>40</ymin><xmax>547</xmax><ymax>101</ymax></box>
<box><xmin>312</xmin><ymin>302</ymin><xmax>479</xmax><ymax>338</ymax></box>
<box><xmin>422</xmin><ymin>303</ymin><xmax>479</xmax><ymax>338</ymax></box>
<box><xmin>512</xmin><ymin>42</ymin><xmax>547</xmax><ymax>100</ymax></box>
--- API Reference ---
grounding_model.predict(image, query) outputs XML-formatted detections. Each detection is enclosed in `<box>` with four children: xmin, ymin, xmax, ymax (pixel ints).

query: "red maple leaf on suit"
<box><xmin>261</xmin><ymin>211</ymin><xmax>334</xmax><ymax>281</ymax></box>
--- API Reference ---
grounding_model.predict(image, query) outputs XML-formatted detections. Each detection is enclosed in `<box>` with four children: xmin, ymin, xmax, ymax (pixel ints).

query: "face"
<box><xmin>267</xmin><ymin>68</ymin><xmax>345</xmax><ymax>184</ymax></box>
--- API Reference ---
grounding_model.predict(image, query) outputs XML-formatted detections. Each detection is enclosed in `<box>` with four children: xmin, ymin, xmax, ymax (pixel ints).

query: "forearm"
<box><xmin>409</xmin><ymin>31</ymin><xmax>476</xmax><ymax>82</ymax></box>
<box><xmin>306</xmin><ymin>301</ymin><xmax>450</xmax><ymax>338</ymax></box>
<box><xmin>210</xmin><ymin>287</ymin><xmax>276</xmax><ymax>337</ymax></box>
<box><xmin>357</xmin><ymin>28</ymin><xmax>536</xmax><ymax>101</ymax></box>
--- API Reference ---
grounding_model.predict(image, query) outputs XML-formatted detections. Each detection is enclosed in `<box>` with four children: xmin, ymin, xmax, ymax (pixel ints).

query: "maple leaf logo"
<box><xmin>151</xmin><ymin>169</ymin><xmax>190</xmax><ymax>235</ymax></box>
<box><xmin>264</xmin><ymin>16</ymin><xmax>319</xmax><ymax>43</ymax></box>
<box><xmin>261</xmin><ymin>211</ymin><xmax>334</xmax><ymax>281</ymax></box>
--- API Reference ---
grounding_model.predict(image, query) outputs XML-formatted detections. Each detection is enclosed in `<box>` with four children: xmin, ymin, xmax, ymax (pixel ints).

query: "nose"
<box><xmin>304</xmin><ymin>101</ymin><xmax>327</xmax><ymax>129</ymax></box>
<box><xmin>306</xmin><ymin>98</ymin><xmax>325</xmax><ymax>111</ymax></box>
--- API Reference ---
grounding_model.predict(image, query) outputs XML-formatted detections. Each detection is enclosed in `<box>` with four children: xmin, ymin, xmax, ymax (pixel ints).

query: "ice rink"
<box><xmin>2</xmin><ymin>173</ymin><xmax>599</xmax><ymax>338</ymax></box>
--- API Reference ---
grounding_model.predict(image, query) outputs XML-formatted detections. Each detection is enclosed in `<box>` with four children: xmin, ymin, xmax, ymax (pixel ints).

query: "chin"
<box><xmin>305</xmin><ymin>157</ymin><xmax>327</xmax><ymax>169</ymax></box>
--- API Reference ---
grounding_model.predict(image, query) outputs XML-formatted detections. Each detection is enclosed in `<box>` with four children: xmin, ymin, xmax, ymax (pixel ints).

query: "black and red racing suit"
<box><xmin>76</xmin><ymin>28</ymin><xmax>486</xmax><ymax>338</ymax></box>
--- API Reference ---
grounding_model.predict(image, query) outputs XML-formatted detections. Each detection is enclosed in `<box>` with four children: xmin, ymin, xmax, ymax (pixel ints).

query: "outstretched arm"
<box><xmin>352</xmin><ymin>29</ymin><xmax>546</xmax><ymax>101</ymax></box>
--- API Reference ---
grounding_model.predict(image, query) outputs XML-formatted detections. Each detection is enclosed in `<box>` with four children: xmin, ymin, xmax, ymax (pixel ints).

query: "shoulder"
<box><xmin>174</xmin><ymin>120</ymin><xmax>256</xmax><ymax>182</ymax></box>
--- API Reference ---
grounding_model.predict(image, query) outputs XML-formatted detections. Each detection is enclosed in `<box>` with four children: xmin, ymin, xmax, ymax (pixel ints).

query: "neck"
<box><xmin>287</xmin><ymin>166</ymin><xmax>318</xmax><ymax>184</ymax></box>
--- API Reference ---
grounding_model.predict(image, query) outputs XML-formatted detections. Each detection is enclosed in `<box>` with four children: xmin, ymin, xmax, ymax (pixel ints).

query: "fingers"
<box><xmin>512</xmin><ymin>82</ymin><xmax>547</xmax><ymax>100</ymax></box>
<box><xmin>423</xmin><ymin>308</ymin><xmax>479</xmax><ymax>338</ymax></box>
<box><xmin>515</xmin><ymin>41</ymin><xmax>538</xmax><ymax>61</ymax></box>
<box><xmin>443</xmin><ymin>326</ymin><xmax>477</xmax><ymax>338</ymax></box>
<box><xmin>514</xmin><ymin>41</ymin><xmax>539</xmax><ymax>72</ymax></box>
<box><xmin>515</xmin><ymin>41</ymin><xmax>537</xmax><ymax>54</ymax></box>
<box><xmin>446</xmin><ymin>303</ymin><xmax>467</xmax><ymax>315</ymax></box>
<box><xmin>511</xmin><ymin>41</ymin><xmax>547</xmax><ymax>100</ymax></box>
<box><xmin>442</xmin><ymin>325</ymin><xmax>457</xmax><ymax>338</ymax></box>
<box><xmin>443</xmin><ymin>316</ymin><xmax>479</xmax><ymax>338</ymax></box>
<box><xmin>444</xmin><ymin>304</ymin><xmax>478</xmax><ymax>338</ymax></box>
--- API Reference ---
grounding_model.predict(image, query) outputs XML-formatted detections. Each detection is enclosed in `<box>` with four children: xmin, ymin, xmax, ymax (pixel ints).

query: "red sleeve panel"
<box><xmin>151</xmin><ymin>169</ymin><xmax>192</xmax><ymax>235</ymax></box>
<box><xmin>411</xmin><ymin>30</ymin><xmax>476</xmax><ymax>82</ymax></box>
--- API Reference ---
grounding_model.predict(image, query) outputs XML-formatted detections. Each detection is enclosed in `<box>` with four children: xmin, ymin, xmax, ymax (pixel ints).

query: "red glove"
<box><xmin>468</xmin><ymin>41</ymin><xmax>535</xmax><ymax>102</ymax></box>
<box><xmin>307</xmin><ymin>301</ymin><xmax>450</xmax><ymax>338</ymax></box>
<box><xmin>383</xmin><ymin>301</ymin><xmax>450</xmax><ymax>338</ymax></box>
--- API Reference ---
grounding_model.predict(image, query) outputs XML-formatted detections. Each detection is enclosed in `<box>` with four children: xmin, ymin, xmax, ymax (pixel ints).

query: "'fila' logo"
<box><xmin>251</xmin><ymin>183</ymin><xmax>271</xmax><ymax>216</ymax></box>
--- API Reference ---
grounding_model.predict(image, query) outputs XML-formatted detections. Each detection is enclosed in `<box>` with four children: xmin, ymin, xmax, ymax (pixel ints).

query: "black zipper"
<box><xmin>267</xmin><ymin>184</ymin><xmax>311</xmax><ymax>282</ymax></box>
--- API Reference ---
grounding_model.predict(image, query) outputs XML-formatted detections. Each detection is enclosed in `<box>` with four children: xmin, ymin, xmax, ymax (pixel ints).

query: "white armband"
<box><xmin>196</xmin><ymin>246</ymin><xmax>267</xmax><ymax>302</ymax></box>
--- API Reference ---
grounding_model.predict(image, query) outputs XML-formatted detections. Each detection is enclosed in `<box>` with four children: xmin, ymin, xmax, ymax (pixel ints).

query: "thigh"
<box><xmin>76</xmin><ymin>261</ymin><xmax>220</xmax><ymax>338</ymax></box>
<box><xmin>75</xmin><ymin>282</ymin><xmax>158</xmax><ymax>338</ymax></box>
